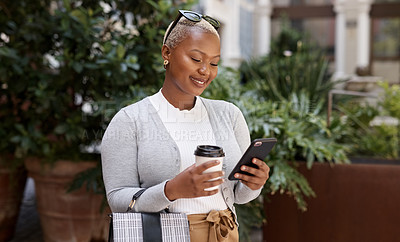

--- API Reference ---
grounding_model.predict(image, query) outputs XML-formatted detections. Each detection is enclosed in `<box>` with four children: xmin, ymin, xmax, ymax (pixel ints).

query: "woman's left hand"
<box><xmin>234</xmin><ymin>158</ymin><xmax>270</xmax><ymax>190</ymax></box>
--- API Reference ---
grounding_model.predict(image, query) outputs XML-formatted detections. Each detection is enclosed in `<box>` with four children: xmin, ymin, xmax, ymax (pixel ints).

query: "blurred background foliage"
<box><xmin>239</xmin><ymin>19</ymin><xmax>339</xmax><ymax>109</ymax></box>
<box><xmin>1</xmin><ymin>0</ymin><xmax>399</xmax><ymax>241</ymax></box>
<box><xmin>331</xmin><ymin>81</ymin><xmax>400</xmax><ymax>160</ymax></box>
<box><xmin>0</xmin><ymin>0</ymin><xmax>194</xmax><ymax>162</ymax></box>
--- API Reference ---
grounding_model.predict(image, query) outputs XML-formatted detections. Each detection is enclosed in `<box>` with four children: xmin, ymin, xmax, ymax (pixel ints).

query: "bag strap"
<box><xmin>126</xmin><ymin>188</ymin><xmax>163</xmax><ymax>242</ymax></box>
<box><xmin>142</xmin><ymin>213</ymin><xmax>162</xmax><ymax>242</ymax></box>
<box><xmin>108</xmin><ymin>216</ymin><xmax>114</xmax><ymax>242</ymax></box>
<box><xmin>127</xmin><ymin>188</ymin><xmax>146</xmax><ymax>212</ymax></box>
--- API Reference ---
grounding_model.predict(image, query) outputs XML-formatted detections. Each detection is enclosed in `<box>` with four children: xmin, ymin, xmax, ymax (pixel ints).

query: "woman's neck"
<box><xmin>160</xmin><ymin>86</ymin><xmax>196</xmax><ymax>111</ymax></box>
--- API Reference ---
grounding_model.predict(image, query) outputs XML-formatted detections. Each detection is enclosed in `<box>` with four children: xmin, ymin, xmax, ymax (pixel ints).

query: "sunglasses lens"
<box><xmin>203</xmin><ymin>16</ymin><xmax>220</xmax><ymax>29</ymax></box>
<box><xmin>183</xmin><ymin>11</ymin><xmax>202</xmax><ymax>21</ymax></box>
<box><xmin>177</xmin><ymin>10</ymin><xmax>220</xmax><ymax>31</ymax></box>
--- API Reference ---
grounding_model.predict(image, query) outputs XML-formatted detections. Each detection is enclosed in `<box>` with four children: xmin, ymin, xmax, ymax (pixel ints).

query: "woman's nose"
<box><xmin>198</xmin><ymin>64</ymin><xmax>210</xmax><ymax>76</ymax></box>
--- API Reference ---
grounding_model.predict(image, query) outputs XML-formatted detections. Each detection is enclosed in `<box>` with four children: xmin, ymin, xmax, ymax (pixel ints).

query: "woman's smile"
<box><xmin>190</xmin><ymin>76</ymin><xmax>208</xmax><ymax>87</ymax></box>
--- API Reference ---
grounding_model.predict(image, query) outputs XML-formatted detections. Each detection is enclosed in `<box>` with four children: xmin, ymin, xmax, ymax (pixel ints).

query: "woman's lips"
<box><xmin>190</xmin><ymin>76</ymin><xmax>208</xmax><ymax>86</ymax></box>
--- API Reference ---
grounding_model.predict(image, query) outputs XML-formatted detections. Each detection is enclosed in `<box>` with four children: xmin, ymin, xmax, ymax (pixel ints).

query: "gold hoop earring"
<box><xmin>163</xmin><ymin>60</ymin><xmax>169</xmax><ymax>69</ymax></box>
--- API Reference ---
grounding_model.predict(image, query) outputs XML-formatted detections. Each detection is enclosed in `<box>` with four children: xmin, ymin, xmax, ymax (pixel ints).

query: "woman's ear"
<box><xmin>161</xmin><ymin>44</ymin><xmax>171</xmax><ymax>62</ymax></box>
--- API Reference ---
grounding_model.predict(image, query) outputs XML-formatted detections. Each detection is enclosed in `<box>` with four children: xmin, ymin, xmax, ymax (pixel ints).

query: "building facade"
<box><xmin>197</xmin><ymin>0</ymin><xmax>400</xmax><ymax>84</ymax></box>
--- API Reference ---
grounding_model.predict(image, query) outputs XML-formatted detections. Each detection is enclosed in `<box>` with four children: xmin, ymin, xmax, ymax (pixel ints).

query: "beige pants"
<box><xmin>187</xmin><ymin>209</ymin><xmax>239</xmax><ymax>242</ymax></box>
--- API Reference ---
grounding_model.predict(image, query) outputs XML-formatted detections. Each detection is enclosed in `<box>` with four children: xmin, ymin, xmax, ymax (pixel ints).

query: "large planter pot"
<box><xmin>25</xmin><ymin>158</ymin><xmax>109</xmax><ymax>242</ymax></box>
<box><xmin>263</xmin><ymin>162</ymin><xmax>400</xmax><ymax>242</ymax></box>
<box><xmin>0</xmin><ymin>157</ymin><xmax>27</xmax><ymax>241</ymax></box>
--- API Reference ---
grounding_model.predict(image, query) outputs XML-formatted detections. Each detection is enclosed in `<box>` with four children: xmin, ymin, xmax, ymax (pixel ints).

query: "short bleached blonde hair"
<box><xmin>163</xmin><ymin>17</ymin><xmax>220</xmax><ymax>49</ymax></box>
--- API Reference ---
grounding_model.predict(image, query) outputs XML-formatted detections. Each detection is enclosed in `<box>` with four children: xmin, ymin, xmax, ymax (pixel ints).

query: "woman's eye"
<box><xmin>211</xmin><ymin>63</ymin><xmax>219</xmax><ymax>67</ymax></box>
<box><xmin>191</xmin><ymin>57</ymin><xmax>201</xmax><ymax>62</ymax></box>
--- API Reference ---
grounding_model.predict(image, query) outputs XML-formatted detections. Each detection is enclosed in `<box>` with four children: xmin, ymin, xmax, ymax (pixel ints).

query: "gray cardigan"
<box><xmin>101</xmin><ymin>96</ymin><xmax>262</xmax><ymax>220</ymax></box>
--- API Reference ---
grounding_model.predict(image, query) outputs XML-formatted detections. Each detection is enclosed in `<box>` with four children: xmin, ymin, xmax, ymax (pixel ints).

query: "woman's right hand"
<box><xmin>164</xmin><ymin>160</ymin><xmax>224</xmax><ymax>201</ymax></box>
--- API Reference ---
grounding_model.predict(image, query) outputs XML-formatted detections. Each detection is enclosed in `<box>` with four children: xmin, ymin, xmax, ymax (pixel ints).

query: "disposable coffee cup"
<box><xmin>194</xmin><ymin>145</ymin><xmax>225</xmax><ymax>191</ymax></box>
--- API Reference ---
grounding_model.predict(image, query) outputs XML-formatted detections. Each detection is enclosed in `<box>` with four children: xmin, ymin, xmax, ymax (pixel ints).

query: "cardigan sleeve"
<box><xmin>101</xmin><ymin>108</ymin><xmax>172</xmax><ymax>213</ymax></box>
<box><xmin>229</xmin><ymin>103</ymin><xmax>263</xmax><ymax>204</ymax></box>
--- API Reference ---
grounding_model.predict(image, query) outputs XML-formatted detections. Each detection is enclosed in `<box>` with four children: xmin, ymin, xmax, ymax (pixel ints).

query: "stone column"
<box><xmin>224</xmin><ymin>0</ymin><xmax>242</xmax><ymax>68</ymax></box>
<box><xmin>356</xmin><ymin>0</ymin><xmax>372</xmax><ymax>74</ymax></box>
<box><xmin>333</xmin><ymin>0</ymin><xmax>347</xmax><ymax>79</ymax></box>
<box><xmin>255</xmin><ymin>0</ymin><xmax>272</xmax><ymax>56</ymax></box>
<box><xmin>334</xmin><ymin>0</ymin><xmax>373</xmax><ymax>78</ymax></box>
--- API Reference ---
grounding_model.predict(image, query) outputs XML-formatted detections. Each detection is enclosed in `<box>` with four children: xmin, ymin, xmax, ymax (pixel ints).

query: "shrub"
<box><xmin>334</xmin><ymin>81</ymin><xmax>400</xmax><ymax>159</ymax></box>
<box><xmin>240</xmin><ymin>19</ymin><xmax>341</xmax><ymax>109</ymax></box>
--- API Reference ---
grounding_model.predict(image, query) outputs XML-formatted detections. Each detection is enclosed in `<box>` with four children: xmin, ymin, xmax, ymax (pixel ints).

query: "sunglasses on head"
<box><xmin>163</xmin><ymin>10</ymin><xmax>221</xmax><ymax>45</ymax></box>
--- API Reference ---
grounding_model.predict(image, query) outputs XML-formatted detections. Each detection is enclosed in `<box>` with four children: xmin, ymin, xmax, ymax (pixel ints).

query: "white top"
<box><xmin>149</xmin><ymin>89</ymin><xmax>228</xmax><ymax>214</ymax></box>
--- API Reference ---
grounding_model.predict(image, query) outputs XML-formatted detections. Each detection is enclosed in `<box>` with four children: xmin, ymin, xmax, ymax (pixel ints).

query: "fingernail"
<box><xmin>235</xmin><ymin>174</ymin><xmax>240</xmax><ymax>178</ymax></box>
<box><xmin>241</xmin><ymin>166</ymin><xmax>246</xmax><ymax>171</ymax></box>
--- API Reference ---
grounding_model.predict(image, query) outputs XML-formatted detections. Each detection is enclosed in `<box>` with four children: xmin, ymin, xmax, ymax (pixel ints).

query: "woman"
<box><xmin>101</xmin><ymin>10</ymin><xmax>270</xmax><ymax>241</ymax></box>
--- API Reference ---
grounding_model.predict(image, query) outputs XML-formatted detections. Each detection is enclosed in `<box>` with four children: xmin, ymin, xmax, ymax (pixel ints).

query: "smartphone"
<box><xmin>228</xmin><ymin>138</ymin><xmax>277</xmax><ymax>180</ymax></box>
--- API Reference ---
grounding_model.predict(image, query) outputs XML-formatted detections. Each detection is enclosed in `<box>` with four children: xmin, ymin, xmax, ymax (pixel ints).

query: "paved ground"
<box><xmin>10</xmin><ymin>178</ymin><xmax>43</xmax><ymax>242</ymax></box>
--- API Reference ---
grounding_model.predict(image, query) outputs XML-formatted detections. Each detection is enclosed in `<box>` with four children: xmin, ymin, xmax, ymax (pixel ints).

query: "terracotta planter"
<box><xmin>0</xmin><ymin>158</ymin><xmax>27</xmax><ymax>241</ymax></box>
<box><xmin>25</xmin><ymin>158</ymin><xmax>109</xmax><ymax>242</ymax></box>
<box><xmin>263</xmin><ymin>162</ymin><xmax>400</xmax><ymax>242</ymax></box>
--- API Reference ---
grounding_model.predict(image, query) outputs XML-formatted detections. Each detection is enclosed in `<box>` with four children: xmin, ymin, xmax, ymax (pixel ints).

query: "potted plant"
<box><xmin>0</xmin><ymin>1</ymin><xmax>128</xmax><ymax>240</ymax></box>
<box><xmin>0</xmin><ymin>1</ymin><xmax>54</xmax><ymax>239</ymax></box>
<box><xmin>0</xmin><ymin>48</ymin><xmax>27</xmax><ymax>241</ymax></box>
<box><xmin>260</xmin><ymin>84</ymin><xmax>400</xmax><ymax>241</ymax></box>
<box><xmin>2</xmin><ymin>0</ymin><xmax>195</xmax><ymax>241</ymax></box>
<box><xmin>0</xmin><ymin>128</ymin><xmax>27</xmax><ymax>241</ymax></box>
<box><xmin>0</xmin><ymin>1</ymin><xmax>109</xmax><ymax>240</ymax></box>
<box><xmin>263</xmin><ymin>88</ymin><xmax>400</xmax><ymax>241</ymax></box>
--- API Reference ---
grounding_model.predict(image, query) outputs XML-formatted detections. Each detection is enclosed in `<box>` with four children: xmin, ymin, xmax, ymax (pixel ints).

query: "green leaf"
<box><xmin>84</xmin><ymin>63</ymin><xmax>98</xmax><ymax>69</ymax></box>
<box><xmin>117</xmin><ymin>44</ymin><xmax>125</xmax><ymax>60</ymax></box>
<box><xmin>54</xmin><ymin>124</ymin><xmax>68</xmax><ymax>134</ymax></box>
<box><xmin>146</xmin><ymin>0</ymin><xmax>159</xmax><ymax>10</ymax></box>
<box><xmin>72</xmin><ymin>62</ymin><xmax>83</xmax><ymax>73</ymax></box>
<box><xmin>10</xmin><ymin>136</ymin><xmax>21</xmax><ymax>143</ymax></box>
<box><xmin>70</xmin><ymin>9</ymin><xmax>88</xmax><ymax>27</ymax></box>
<box><xmin>120</xmin><ymin>63</ymin><xmax>127</xmax><ymax>72</ymax></box>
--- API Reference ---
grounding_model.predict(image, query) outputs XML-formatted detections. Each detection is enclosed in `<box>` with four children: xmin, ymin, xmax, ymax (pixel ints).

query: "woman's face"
<box><xmin>164</xmin><ymin>29</ymin><xmax>221</xmax><ymax>98</ymax></box>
